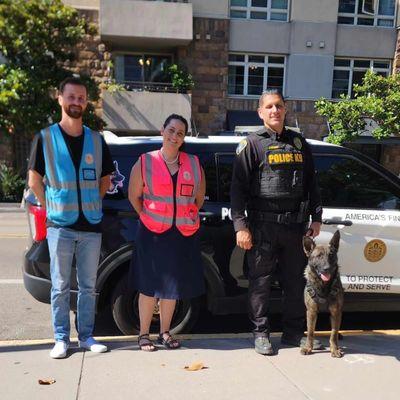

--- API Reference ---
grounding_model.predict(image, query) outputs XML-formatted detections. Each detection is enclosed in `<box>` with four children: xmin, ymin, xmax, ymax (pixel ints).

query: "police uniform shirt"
<box><xmin>28</xmin><ymin>124</ymin><xmax>115</xmax><ymax>232</ymax></box>
<box><xmin>230</xmin><ymin>127</ymin><xmax>322</xmax><ymax>232</ymax></box>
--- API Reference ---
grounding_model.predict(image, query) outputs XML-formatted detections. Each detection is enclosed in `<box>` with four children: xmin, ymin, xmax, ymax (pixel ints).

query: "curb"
<box><xmin>1</xmin><ymin>330</ymin><xmax>399</xmax><ymax>347</ymax></box>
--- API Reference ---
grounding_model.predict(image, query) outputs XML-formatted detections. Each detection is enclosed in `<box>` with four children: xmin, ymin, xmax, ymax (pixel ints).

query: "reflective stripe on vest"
<box><xmin>140</xmin><ymin>150</ymin><xmax>201</xmax><ymax>236</ymax></box>
<box><xmin>41</xmin><ymin>124</ymin><xmax>103</xmax><ymax>226</ymax></box>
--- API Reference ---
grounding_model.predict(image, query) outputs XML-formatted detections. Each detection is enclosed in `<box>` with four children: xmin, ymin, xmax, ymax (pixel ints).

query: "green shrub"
<box><xmin>0</xmin><ymin>163</ymin><xmax>25</xmax><ymax>202</ymax></box>
<box><xmin>167</xmin><ymin>64</ymin><xmax>194</xmax><ymax>93</ymax></box>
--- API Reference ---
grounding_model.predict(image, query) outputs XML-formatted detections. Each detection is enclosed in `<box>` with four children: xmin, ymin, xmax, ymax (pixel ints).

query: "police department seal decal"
<box><xmin>236</xmin><ymin>139</ymin><xmax>247</xmax><ymax>155</ymax></box>
<box><xmin>107</xmin><ymin>160</ymin><xmax>126</xmax><ymax>195</ymax></box>
<box><xmin>85</xmin><ymin>153</ymin><xmax>94</xmax><ymax>164</ymax></box>
<box><xmin>364</xmin><ymin>239</ymin><xmax>386</xmax><ymax>262</ymax></box>
<box><xmin>183</xmin><ymin>171</ymin><xmax>191</xmax><ymax>181</ymax></box>
<box><xmin>293</xmin><ymin>137</ymin><xmax>303</xmax><ymax>150</ymax></box>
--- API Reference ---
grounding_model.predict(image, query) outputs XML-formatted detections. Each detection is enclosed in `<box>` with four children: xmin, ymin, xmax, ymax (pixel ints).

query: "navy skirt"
<box><xmin>129</xmin><ymin>222</ymin><xmax>205</xmax><ymax>299</ymax></box>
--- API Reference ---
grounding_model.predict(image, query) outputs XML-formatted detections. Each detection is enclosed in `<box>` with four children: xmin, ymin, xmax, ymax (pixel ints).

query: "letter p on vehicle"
<box><xmin>221</xmin><ymin>207</ymin><xmax>231</xmax><ymax>220</ymax></box>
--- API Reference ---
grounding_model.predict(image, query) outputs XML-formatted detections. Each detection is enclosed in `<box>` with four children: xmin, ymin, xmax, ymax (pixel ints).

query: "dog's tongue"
<box><xmin>320</xmin><ymin>273</ymin><xmax>331</xmax><ymax>282</ymax></box>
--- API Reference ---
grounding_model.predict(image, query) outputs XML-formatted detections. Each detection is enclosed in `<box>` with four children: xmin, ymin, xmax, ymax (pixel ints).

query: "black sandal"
<box><xmin>138</xmin><ymin>334</ymin><xmax>157</xmax><ymax>352</ymax></box>
<box><xmin>157</xmin><ymin>331</ymin><xmax>181</xmax><ymax>349</ymax></box>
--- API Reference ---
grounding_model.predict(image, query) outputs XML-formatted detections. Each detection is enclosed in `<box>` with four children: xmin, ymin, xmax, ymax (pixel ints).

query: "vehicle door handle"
<box><xmin>199</xmin><ymin>211</ymin><xmax>221</xmax><ymax>224</ymax></box>
<box><xmin>322</xmin><ymin>218</ymin><xmax>353</xmax><ymax>226</ymax></box>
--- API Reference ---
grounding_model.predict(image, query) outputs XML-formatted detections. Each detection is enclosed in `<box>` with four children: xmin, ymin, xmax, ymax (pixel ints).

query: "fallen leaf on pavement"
<box><xmin>38</xmin><ymin>378</ymin><xmax>56</xmax><ymax>385</ymax></box>
<box><xmin>184</xmin><ymin>362</ymin><xmax>207</xmax><ymax>371</ymax></box>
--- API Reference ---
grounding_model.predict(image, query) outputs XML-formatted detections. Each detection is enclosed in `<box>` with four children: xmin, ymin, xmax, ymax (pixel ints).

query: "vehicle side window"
<box><xmin>315</xmin><ymin>155</ymin><xmax>400</xmax><ymax>210</ymax></box>
<box><xmin>216</xmin><ymin>153</ymin><xmax>235</xmax><ymax>202</ymax></box>
<box><xmin>199</xmin><ymin>153</ymin><xmax>217</xmax><ymax>202</ymax></box>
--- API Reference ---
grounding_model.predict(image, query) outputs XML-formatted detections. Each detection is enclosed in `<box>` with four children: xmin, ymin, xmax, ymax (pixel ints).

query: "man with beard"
<box><xmin>28</xmin><ymin>77</ymin><xmax>114</xmax><ymax>358</ymax></box>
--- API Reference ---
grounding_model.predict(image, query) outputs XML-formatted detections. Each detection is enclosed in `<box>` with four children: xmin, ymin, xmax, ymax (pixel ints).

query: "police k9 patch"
<box><xmin>83</xmin><ymin>168</ymin><xmax>96</xmax><ymax>180</ymax></box>
<box><xmin>267</xmin><ymin>151</ymin><xmax>303</xmax><ymax>165</ymax></box>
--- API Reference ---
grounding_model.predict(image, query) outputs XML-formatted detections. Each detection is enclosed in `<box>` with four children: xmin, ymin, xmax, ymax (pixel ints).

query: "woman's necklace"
<box><xmin>160</xmin><ymin>148</ymin><xmax>179</xmax><ymax>165</ymax></box>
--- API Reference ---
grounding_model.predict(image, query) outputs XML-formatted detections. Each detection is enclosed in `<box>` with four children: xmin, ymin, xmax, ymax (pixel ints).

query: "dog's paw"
<box><xmin>300</xmin><ymin>347</ymin><xmax>313</xmax><ymax>355</ymax></box>
<box><xmin>330</xmin><ymin>348</ymin><xmax>344</xmax><ymax>358</ymax></box>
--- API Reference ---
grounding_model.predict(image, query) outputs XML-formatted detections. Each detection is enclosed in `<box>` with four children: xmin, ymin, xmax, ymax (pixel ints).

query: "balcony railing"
<box><xmin>102</xmin><ymin>88</ymin><xmax>192</xmax><ymax>133</ymax></box>
<box><xmin>119</xmin><ymin>81</ymin><xmax>188</xmax><ymax>93</ymax></box>
<box><xmin>100</xmin><ymin>0</ymin><xmax>192</xmax><ymax>46</ymax></box>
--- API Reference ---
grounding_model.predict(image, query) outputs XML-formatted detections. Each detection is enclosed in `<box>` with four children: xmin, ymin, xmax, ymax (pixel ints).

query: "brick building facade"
<box><xmin>2</xmin><ymin>1</ymin><xmax>400</xmax><ymax>177</ymax></box>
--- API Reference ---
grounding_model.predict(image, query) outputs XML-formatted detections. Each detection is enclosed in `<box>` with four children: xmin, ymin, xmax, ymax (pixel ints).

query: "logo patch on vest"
<box><xmin>83</xmin><ymin>168</ymin><xmax>96</xmax><ymax>180</ymax></box>
<box><xmin>267</xmin><ymin>152</ymin><xmax>303</xmax><ymax>165</ymax></box>
<box><xmin>236</xmin><ymin>139</ymin><xmax>247</xmax><ymax>155</ymax></box>
<box><xmin>293</xmin><ymin>137</ymin><xmax>303</xmax><ymax>150</ymax></box>
<box><xmin>183</xmin><ymin>171</ymin><xmax>192</xmax><ymax>181</ymax></box>
<box><xmin>85</xmin><ymin>153</ymin><xmax>94</xmax><ymax>164</ymax></box>
<box><xmin>181</xmin><ymin>184</ymin><xmax>194</xmax><ymax>197</ymax></box>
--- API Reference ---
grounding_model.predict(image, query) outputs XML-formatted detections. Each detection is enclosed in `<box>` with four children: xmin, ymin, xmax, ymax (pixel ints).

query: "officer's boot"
<box><xmin>254</xmin><ymin>335</ymin><xmax>274</xmax><ymax>355</ymax></box>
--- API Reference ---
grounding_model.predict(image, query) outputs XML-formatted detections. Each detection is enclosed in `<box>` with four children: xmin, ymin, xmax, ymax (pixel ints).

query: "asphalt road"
<box><xmin>0</xmin><ymin>210</ymin><xmax>71</xmax><ymax>340</ymax></box>
<box><xmin>1</xmin><ymin>210</ymin><xmax>400</xmax><ymax>341</ymax></box>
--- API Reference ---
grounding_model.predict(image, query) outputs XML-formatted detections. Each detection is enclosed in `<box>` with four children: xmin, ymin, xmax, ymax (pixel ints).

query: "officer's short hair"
<box><xmin>59</xmin><ymin>77</ymin><xmax>88</xmax><ymax>94</ymax></box>
<box><xmin>258</xmin><ymin>89</ymin><xmax>285</xmax><ymax>108</ymax></box>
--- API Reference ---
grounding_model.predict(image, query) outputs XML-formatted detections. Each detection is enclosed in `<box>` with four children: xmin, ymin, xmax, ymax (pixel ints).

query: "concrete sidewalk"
<box><xmin>1</xmin><ymin>331</ymin><xmax>399</xmax><ymax>400</ymax></box>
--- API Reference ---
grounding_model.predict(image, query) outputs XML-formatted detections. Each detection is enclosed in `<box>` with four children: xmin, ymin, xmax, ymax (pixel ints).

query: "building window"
<box><xmin>230</xmin><ymin>0</ymin><xmax>289</xmax><ymax>21</ymax></box>
<box><xmin>331</xmin><ymin>58</ymin><xmax>390</xmax><ymax>99</ymax></box>
<box><xmin>228</xmin><ymin>54</ymin><xmax>285</xmax><ymax>96</ymax></box>
<box><xmin>114</xmin><ymin>54</ymin><xmax>173</xmax><ymax>91</ymax></box>
<box><xmin>337</xmin><ymin>0</ymin><xmax>396</xmax><ymax>27</ymax></box>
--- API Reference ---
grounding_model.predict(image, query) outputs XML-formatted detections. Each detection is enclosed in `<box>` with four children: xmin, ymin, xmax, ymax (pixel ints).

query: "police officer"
<box><xmin>230</xmin><ymin>89</ymin><xmax>323</xmax><ymax>355</ymax></box>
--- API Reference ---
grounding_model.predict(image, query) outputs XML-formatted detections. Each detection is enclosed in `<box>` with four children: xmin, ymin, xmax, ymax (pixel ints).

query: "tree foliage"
<box><xmin>315</xmin><ymin>70</ymin><xmax>400</xmax><ymax>144</ymax></box>
<box><xmin>0</xmin><ymin>0</ymin><xmax>104</xmax><ymax>140</ymax></box>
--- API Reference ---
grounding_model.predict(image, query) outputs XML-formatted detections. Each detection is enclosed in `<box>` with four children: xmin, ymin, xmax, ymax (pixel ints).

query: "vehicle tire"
<box><xmin>111</xmin><ymin>271</ymin><xmax>201</xmax><ymax>335</ymax></box>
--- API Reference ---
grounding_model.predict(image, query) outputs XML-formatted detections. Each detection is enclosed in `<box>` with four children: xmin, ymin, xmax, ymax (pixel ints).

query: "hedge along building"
<box><xmin>58</xmin><ymin>0</ymin><xmax>400</xmax><ymax>176</ymax></box>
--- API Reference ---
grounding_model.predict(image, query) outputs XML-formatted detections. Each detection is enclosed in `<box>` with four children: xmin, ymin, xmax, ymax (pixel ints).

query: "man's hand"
<box><xmin>236</xmin><ymin>229</ymin><xmax>253</xmax><ymax>250</ymax></box>
<box><xmin>28</xmin><ymin>170</ymin><xmax>46</xmax><ymax>207</ymax></box>
<box><xmin>306</xmin><ymin>222</ymin><xmax>321</xmax><ymax>238</ymax></box>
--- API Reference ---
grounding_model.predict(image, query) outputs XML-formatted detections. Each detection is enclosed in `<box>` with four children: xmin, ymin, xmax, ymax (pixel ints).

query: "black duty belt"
<box><xmin>249</xmin><ymin>210</ymin><xmax>306</xmax><ymax>225</ymax></box>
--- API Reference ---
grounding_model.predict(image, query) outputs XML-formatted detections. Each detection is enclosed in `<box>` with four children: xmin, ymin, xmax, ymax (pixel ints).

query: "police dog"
<box><xmin>301</xmin><ymin>230</ymin><xmax>344</xmax><ymax>358</ymax></box>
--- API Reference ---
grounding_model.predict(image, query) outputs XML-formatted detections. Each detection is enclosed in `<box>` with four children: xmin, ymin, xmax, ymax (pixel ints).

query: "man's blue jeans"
<box><xmin>47</xmin><ymin>227</ymin><xmax>101</xmax><ymax>343</ymax></box>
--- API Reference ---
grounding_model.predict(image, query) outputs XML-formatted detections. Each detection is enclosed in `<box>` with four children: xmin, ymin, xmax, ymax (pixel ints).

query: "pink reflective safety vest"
<box><xmin>140</xmin><ymin>150</ymin><xmax>201</xmax><ymax>236</ymax></box>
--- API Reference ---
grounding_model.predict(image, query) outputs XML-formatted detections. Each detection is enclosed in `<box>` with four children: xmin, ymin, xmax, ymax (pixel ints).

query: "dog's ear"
<box><xmin>330</xmin><ymin>230</ymin><xmax>340</xmax><ymax>251</ymax></box>
<box><xmin>303</xmin><ymin>236</ymin><xmax>316</xmax><ymax>257</ymax></box>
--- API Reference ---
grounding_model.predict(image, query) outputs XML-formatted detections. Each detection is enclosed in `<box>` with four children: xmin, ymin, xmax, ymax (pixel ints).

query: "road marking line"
<box><xmin>0</xmin><ymin>234</ymin><xmax>28</xmax><ymax>238</ymax></box>
<box><xmin>0</xmin><ymin>279</ymin><xmax>24</xmax><ymax>284</ymax></box>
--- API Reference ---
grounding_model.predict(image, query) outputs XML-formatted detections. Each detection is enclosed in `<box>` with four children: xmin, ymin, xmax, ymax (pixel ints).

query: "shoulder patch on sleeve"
<box><xmin>293</xmin><ymin>136</ymin><xmax>303</xmax><ymax>150</ymax></box>
<box><xmin>236</xmin><ymin>139</ymin><xmax>248</xmax><ymax>155</ymax></box>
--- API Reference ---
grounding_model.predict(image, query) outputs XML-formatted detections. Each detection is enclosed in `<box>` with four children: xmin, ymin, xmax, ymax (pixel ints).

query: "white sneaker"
<box><xmin>50</xmin><ymin>341</ymin><xmax>69</xmax><ymax>359</ymax></box>
<box><xmin>79</xmin><ymin>337</ymin><xmax>108</xmax><ymax>353</ymax></box>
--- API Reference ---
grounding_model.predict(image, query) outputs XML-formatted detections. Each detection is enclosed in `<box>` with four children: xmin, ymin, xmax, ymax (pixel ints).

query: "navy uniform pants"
<box><xmin>247</xmin><ymin>220</ymin><xmax>307</xmax><ymax>337</ymax></box>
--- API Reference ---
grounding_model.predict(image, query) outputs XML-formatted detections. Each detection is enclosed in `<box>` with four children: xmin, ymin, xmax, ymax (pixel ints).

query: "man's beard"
<box><xmin>64</xmin><ymin>105</ymin><xmax>83</xmax><ymax>119</ymax></box>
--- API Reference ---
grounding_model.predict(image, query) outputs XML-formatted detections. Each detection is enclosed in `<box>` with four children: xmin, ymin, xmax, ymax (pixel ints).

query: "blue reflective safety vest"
<box><xmin>41</xmin><ymin>123</ymin><xmax>103</xmax><ymax>226</ymax></box>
